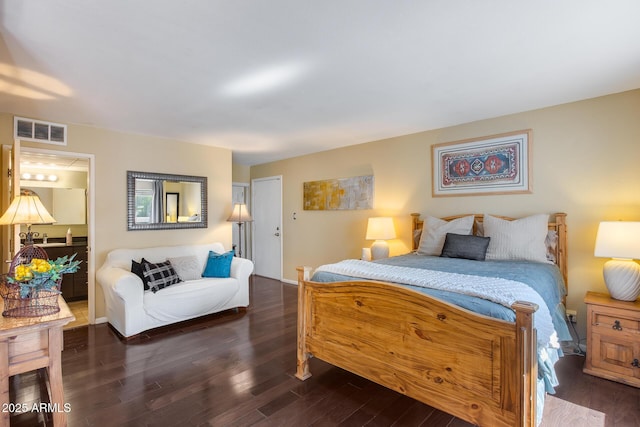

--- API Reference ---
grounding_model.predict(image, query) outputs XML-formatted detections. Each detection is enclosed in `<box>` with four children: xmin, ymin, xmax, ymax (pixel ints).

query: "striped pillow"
<box><xmin>483</xmin><ymin>214</ymin><xmax>550</xmax><ymax>263</ymax></box>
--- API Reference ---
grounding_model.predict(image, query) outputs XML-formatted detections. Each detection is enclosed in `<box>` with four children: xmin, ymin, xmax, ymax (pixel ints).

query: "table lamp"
<box><xmin>594</xmin><ymin>221</ymin><xmax>640</xmax><ymax>301</ymax></box>
<box><xmin>0</xmin><ymin>189</ymin><xmax>57</xmax><ymax>245</ymax></box>
<box><xmin>366</xmin><ymin>217</ymin><xmax>396</xmax><ymax>260</ymax></box>
<box><xmin>227</xmin><ymin>203</ymin><xmax>253</xmax><ymax>258</ymax></box>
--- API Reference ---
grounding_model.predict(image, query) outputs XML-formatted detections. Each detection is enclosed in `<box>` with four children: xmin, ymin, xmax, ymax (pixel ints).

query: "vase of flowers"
<box><xmin>1</xmin><ymin>254</ymin><xmax>81</xmax><ymax>317</ymax></box>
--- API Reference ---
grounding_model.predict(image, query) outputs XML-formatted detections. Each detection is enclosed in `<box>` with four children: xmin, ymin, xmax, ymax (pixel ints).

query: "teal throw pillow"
<box><xmin>202</xmin><ymin>250</ymin><xmax>234</xmax><ymax>278</ymax></box>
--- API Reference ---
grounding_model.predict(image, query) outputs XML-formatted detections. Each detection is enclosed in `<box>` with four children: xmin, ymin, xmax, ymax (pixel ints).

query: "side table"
<box><xmin>0</xmin><ymin>296</ymin><xmax>75</xmax><ymax>426</ymax></box>
<box><xmin>583</xmin><ymin>291</ymin><xmax>640</xmax><ymax>387</ymax></box>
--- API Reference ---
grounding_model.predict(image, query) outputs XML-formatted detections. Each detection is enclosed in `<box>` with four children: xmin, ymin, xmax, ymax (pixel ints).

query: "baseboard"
<box><xmin>281</xmin><ymin>278</ymin><xmax>297</xmax><ymax>286</ymax></box>
<box><xmin>94</xmin><ymin>316</ymin><xmax>108</xmax><ymax>324</ymax></box>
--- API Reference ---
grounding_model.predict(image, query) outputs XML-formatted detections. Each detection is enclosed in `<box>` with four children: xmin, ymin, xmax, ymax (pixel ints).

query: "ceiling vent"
<box><xmin>13</xmin><ymin>116</ymin><xmax>67</xmax><ymax>146</ymax></box>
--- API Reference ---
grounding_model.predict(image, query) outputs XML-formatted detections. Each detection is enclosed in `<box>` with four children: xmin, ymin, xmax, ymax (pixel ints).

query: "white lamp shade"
<box><xmin>227</xmin><ymin>203</ymin><xmax>253</xmax><ymax>223</ymax></box>
<box><xmin>594</xmin><ymin>221</ymin><xmax>640</xmax><ymax>259</ymax></box>
<box><xmin>365</xmin><ymin>217</ymin><xmax>396</xmax><ymax>241</ymax></box>
<box><xmin>0</xmin><ymin>191</ymin><xmax>56</xmax><ymax>225</ymax></box>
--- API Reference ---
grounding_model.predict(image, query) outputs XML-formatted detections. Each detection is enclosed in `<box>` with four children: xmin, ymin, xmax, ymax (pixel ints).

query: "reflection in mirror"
<box><xmin>165</xmin><ymin>192</ymin><xmax>179</xmax><ymax>223</ymax></box>
<box><xmin>127</xmin><ymin>171</ymin><xmax>207</xmax><ymax>231</ymax></box>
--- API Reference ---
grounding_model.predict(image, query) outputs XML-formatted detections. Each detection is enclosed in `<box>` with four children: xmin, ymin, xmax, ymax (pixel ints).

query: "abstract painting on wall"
<box><xmin>432</xmin><ymin>130</ymin><xmax>531</xmax><ymax>197</ymax></box>
<box><xmin>303</xmin><ymin>175</ymin><xmax>374</xmax><ymax>210</ymax></box>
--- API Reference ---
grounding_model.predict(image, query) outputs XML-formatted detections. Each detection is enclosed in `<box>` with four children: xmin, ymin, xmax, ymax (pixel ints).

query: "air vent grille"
<box><xmin>14</xmin><ymin>116</ymin><xmax>67</xmax><ymax>145</ymax></box>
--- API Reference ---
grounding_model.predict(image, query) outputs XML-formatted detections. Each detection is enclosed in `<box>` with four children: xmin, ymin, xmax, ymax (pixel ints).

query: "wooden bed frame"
<box><xmin>296</xmin><ymin>213</ymin><xmax>567</xmax><ymax>427</ymax></box>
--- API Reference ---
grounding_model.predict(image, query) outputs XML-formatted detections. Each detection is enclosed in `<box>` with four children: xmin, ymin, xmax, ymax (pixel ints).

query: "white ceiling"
<box><xmin>1</xmin><ymin>1</ymin><xmax>639</xmax><ymax>166</ymax></box>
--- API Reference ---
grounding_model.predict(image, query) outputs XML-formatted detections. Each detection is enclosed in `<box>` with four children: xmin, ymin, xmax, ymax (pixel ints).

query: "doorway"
<box><xmin>251</xmin><ymin>176</ymin><xmax>282</xmax><ymax>280</ymax></box>
<box><xmin>19</xmin><ymin>148</ymin><xmax>95</xmax><ymax>327</ymax></box>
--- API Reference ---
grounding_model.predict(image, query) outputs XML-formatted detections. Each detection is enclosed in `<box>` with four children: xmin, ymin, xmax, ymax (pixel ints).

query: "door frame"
<box><xmin>251</xmin><ymin>175</ymin><xmax>283</xmax><ymax>281</ymax></box>
<box><xmin>19</xmin><ymin>147</ymin><xmax>96</xmax><ymax>324</ymax></box>
<box><xmin>1</xmin><ymin>143</ymin><xmax>20</xmax><ymax>268</ymax></box>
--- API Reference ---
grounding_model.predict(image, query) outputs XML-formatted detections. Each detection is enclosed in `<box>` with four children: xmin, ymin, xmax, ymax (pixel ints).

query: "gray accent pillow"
<box><xmin>167</xmin><ymin>255</ymin><xmax>202</xmax><ymax>281</ymax></box>
<box><xmin>440</xmin><ymin>233</ymin><xmax>490</xmax><ymax>261</ymax></box>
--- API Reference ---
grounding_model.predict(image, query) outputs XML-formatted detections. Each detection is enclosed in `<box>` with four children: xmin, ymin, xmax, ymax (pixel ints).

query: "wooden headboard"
<box><xmin>411</xmin><ymin>213</ymin><xmax>568</xmax><ymax>288</ymax></box>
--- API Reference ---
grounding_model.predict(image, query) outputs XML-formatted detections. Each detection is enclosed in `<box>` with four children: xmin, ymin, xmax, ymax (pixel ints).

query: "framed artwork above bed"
<box><xmin>432</xmin><ymin>129</ymin><xmax>532</xmax><ymax>197</ymax></box>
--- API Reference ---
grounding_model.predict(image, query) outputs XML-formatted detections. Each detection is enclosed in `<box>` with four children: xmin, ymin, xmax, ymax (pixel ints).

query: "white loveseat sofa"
<box><xmin>97</xmin><ymin>242</ymin><xmax>253</xmax><ymax>338</ymax></box>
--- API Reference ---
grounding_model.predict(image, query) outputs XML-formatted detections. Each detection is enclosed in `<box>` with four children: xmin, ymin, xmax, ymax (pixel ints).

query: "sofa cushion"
<box><xmin>143</xmin><ymin>277</ymin><xmax>240</xmax><ymax>322</ymax></box>
<box><xmin>168</xmin><ymin>255</ymin><xmax>202</xmax><ymax>281</ymax></box>
<box><xmin>143</xmin><ymin>260</ymin><xmax>182</xmax><ymax>293</ymax></box>
<box><xmin>202</xmin><ymin>250</ymin><xmax>234</xmax><ymax>278</ymax></box>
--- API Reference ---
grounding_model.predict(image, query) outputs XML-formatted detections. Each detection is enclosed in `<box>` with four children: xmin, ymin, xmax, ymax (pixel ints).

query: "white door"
<box><xmin>252</xmin><ymin>176</ymin><xmax>282</xmax><ymax>280</ymax></box>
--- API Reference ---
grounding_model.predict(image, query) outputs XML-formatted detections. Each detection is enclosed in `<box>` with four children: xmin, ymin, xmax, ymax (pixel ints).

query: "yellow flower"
<box><xmin>14</xmin><ymin>264</ymin><xmax>33</xmax><ymax>281</ymax></box>
<box><xmin>30</xmin><ymin>258</ymin><xmax>51</xmax><ymax>273</ymax></box>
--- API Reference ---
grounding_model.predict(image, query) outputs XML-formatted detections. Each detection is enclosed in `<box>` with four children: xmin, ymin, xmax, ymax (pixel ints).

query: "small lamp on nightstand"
<box><xmin>594</xmin><ymin>221</ymin><xmax>640</xmax><ymax>301</ymax></box>
<box><xmin>366</xmin><ymin>217</ymin><xmax>396</xmax><ymax>260</ymax></box>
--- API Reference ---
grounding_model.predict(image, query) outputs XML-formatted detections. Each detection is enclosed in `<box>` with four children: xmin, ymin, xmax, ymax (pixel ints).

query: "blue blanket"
<box><xmin>312</xmin><ymin>253</ymin><xmax>571</xmax><ymax>342</ymax></box>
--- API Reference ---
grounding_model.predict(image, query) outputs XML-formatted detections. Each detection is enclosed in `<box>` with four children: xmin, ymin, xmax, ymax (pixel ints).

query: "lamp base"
<box><xmin>370</xmin><ymin>240</ymin><xmax>389</xmax><ymax>260</ymax></box>
<box><xmin>603</xmin><ymin>259</ymin><xmax>640</xmax><ymax>301</ymax></box>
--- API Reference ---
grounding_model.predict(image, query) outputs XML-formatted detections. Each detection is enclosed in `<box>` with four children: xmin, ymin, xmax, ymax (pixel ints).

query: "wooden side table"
<box><xmin>583</xmin><ymin>291</ymin><xmax>640</xmax><ymax>387</ymax></box>
<box><xmin>0</xmin><ymin>296</ymin><xmax>75</xmax><ymax>426</ymax></box>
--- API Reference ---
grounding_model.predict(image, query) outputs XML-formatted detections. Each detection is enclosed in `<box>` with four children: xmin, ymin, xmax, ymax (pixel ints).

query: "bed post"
<box><xmin>554</xmin><ymin>213</ymin><xmax>568</xmax><ymax>288</ymax></box>
<box><xmin>411</xmin><ymin>213</ymin><xmax>421</xmax><ymax>251</ymax></box>
<box><xmin>296</xmin><ymin>266</ymin><xmax>312</xmax><ymax>380</ymax></box>
<box><xmin>512</xmin><ymin>301</ymin><xmax>538</xmax><ymax>427</ymax></box>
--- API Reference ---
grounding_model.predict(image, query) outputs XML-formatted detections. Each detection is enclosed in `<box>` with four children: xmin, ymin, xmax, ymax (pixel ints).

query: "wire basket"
<box><xmin>0</xmin><ymin>277</ymin><xmax>60</xmax><ymax>317</ymax></box>
<box><xmin>1</xmin><ymin>245</ymin><xmax>60</xmax><ymax>317</ymax></box>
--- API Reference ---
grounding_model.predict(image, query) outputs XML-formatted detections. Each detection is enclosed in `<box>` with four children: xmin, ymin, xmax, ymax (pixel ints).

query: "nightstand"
<box><xmin>583</xmin><ymin>291</ymin><xmax>640</xmax><ymax>387</ymax></box>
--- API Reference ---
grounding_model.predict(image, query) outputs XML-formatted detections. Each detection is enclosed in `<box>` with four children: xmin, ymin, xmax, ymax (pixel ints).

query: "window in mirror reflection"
<box><xmin>134</xmin><ymin>179</ymin><xmax>154</xmax><ymax>223</ymax></box>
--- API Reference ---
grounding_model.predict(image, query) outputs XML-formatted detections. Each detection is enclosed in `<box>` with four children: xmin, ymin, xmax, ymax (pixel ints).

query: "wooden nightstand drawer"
<box><xmin>584</xmin><ymin>291</ymin><xmax>640</xmax><ymax>387</ymax></box>
<box><xmin>591</xmin><ymin>309</ymin><xmax>640</xmax><ymax>335</ymax></box>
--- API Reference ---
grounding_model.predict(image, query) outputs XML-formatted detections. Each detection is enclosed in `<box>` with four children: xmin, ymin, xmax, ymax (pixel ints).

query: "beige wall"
<box><xmin>251</xmin><ymin>89</ymin><xmax>640</xmax><ymax>334</ymax></box>
<box><xmin>0</xmin><ymin>113</ymin><xmax>233</xmax><ymax>318</ymax></box>
<box><xmin>232</xmin><ymin>162</ymin><xmax>251</xmax><ymax>183</ymax></box>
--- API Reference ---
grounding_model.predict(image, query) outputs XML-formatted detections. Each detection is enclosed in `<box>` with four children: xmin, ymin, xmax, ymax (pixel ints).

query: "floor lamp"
<box><xmin>227</xmin><ymin>203</ymin><xmax>253</xmax><ymax>258</ymax></box>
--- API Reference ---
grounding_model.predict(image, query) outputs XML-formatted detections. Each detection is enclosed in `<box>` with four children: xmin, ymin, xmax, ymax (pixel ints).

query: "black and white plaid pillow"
<box><xmin>142</xmin><ymin>260</ymin><xmax>182</xmax><ymax>293</ymax></box>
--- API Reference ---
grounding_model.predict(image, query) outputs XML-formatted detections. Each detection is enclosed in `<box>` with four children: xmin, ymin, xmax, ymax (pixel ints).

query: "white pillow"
<box><xmin>483</xmin><ymin>214</ymin><xmax>550</xmax><ymax>263</ymax></box>
<box><xmin>417</xmin><ymin>215</ymin><xmax>474</xmax><ymax>255</ymax></box>
<box><xmin>167</xmin><ymin>255</ymin><xmax>202</xmax><ymax>281</ymax></box>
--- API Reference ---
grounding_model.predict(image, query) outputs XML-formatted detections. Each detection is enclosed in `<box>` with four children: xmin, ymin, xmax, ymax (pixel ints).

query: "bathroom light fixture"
<box><xmin>21</xmin><ymin>172</ymin><xmax>58</xmax><ymax>182</ymax></box>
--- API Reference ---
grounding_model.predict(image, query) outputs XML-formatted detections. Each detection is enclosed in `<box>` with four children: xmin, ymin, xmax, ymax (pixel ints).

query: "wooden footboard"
<box><xmin>296</xmin><ymin>267</ymin><xmax>538</xmax><ymax>427</ymax></box>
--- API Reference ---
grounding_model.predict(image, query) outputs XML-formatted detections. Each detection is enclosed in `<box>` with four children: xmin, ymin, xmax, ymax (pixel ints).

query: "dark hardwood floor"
<box><xmin>8</xmin><ymin>275</ymin><xmax>640</xmax><ymax>426</ymax></box>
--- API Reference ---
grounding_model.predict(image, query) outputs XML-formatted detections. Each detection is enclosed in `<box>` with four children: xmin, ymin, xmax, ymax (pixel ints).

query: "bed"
<box><xmin>296</xmin><ymin>212</ymin><xmax>569</xmax><ymax>427</ymax></box>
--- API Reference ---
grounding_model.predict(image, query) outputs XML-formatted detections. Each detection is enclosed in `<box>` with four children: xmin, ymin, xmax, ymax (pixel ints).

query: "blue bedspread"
<box><xmin>312</xmin><ymin>253</ymin><xmax>571</xmax><ymax>342</ymax></box>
